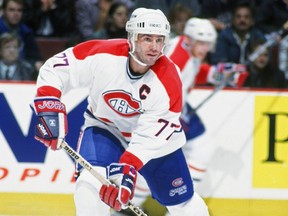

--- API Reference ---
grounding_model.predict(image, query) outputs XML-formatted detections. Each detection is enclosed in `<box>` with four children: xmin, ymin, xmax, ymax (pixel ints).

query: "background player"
<box><xmin>31</xmin><ymin>8</ymin><xmax>210</xmax><ymax>216</ymax></box>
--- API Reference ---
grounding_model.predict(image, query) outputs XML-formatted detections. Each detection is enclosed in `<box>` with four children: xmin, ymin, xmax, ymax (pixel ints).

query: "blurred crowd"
<box><xmin>0</xmin><ymin>0</ymin><xmax>287</xmax><ymax>89</ymax></box>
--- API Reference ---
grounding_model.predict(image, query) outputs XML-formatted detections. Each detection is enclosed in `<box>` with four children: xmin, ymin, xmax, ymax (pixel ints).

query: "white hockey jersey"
<box><xmin>36</xmin><ymin>39</ymin><xmax>186</xmax><ymax>166</ymax></box>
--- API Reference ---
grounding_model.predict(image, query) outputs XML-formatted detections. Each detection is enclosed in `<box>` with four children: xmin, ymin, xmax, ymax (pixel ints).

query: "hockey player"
<box><xmin>31</xmin><ymin>8</ymin><xmax>210</xmax><ymax>216</ymax></box>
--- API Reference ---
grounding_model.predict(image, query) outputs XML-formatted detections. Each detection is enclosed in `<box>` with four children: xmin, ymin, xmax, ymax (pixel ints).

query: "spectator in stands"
<box><xmin>255</xmin><ymin>0</ymin><xmax>288</xmax><ymax>35</ymax></box>
<box><xmin>134</xmin><ymin>0</ymin><xmax>201</xmax><ymax>18</ymax></box>
<box><xmin>0</xmin><ymin>0</ymin><xmax>3</xmax><ymax>15</ymax></box>
<box><xmin>277</xmin><ymin>20</ymin><xmax>288</xmax><ymax>87</ymax></box>
<box><xmin>22</xmin><ymin>0</ymin><xmax>77</xmax><ymax>38</ymax></box>
<box><xmin>255</xmin><ymin>0</ymin><xmax>288</xmax><ymax>87</ymax></box>
<box><xmin>210</xmin><ymin>2</ymin><xmax>266</xmax><ymax>65</ymax></box>
<box><xmin>0</xmin><ymin>32</ymin><xmax>36</xmax><ymax>80</ymax></box>
<box><xmin>200</xmin><ymin>0</ymin><xmax>237</xmax><ymax>31</ymax></box>
<box><xmin>0</xmin><ymin>0</ymin><xmax>43</xmax><ymax>71</ymax></box>
<box><xmin>115</xmin><ymin>0</ymin><xmax>135</xmax><ymax>14</ymax></box>
<box><xmin>134</xmin><ymin>0</ymin><xmax>173</xmax><ymax>16</ymax></box>
<box><xmin>75</xmin><ymin>0</ymin><xmax>114</xmax><ymax>41</ymax></box>
<box><xmin>279</xmin><ymin>33</ymin><xmax>288</xmax><ymax>85</ymax></box>
<box><xmin>199</xmin><ymin>0</ymin><xmax>260</xmax><ymax>31</ymax></box>
<box><xmin>89</xmin><ymin>2</ymin><xmax>128</xmax><ymax>39</ymax></box>
<box><xmin>168</xmin><ymin>3</ymin><xmax>193</xmax><ymax>39</ymax></box>
<box><xmin>244</xmin><ymin>39</ymin><xmax>286</xmax><ymax>88</ymax></box>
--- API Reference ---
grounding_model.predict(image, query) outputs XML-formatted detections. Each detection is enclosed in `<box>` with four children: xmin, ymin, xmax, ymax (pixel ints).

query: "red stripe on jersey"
<box><xmin>121</xmin><ymin>132</ymin><xmax>131</xmax><ymax>138</ymax></box>
<box><xmin>151</xmin><ymin>56</ymin><xmax>182</xmax><ymax>113</ymax></box>
<box><xmin>95</xmin><ymin>115</ymin><xmax>131</xmax><ymax>137</ymax></box>
<box><xmin>195</xmin><ymin>63</ymin><xmax>211</xmax><ymax>85</ymax></box>
<box><xmin>72</xmin><ymin>39</ymin><xmax>129</xmax><ymax>60</ymax></box>
<box><xmin>237</xmin><ymin>71</ymin><xmax>249</xmax><ymax>87</ymax></box>
<box><xmin>37</xmin><ymin>86</ymin><xmax>62</xmax><ymax>98</ymax></box>
<box><xmin>169</xmin><ymin>36</ymin><xmax>190</xmax><ymax>72</ymax></box>
<box><xmin>120</xmin><ymin>151</ymin><xmax>143</xmax><ymax>171</ymax></box>
<box><xmin>98</xmin><ymin>117</ymin><xmax>113</xmax><ymax>123</ymax></box>
<box><xmin>188</xmin><ymin>164</ymin><xmax>206</xmax><ymax>172</ymax></box>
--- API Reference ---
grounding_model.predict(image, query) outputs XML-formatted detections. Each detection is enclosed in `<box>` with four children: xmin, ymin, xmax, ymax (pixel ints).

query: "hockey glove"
<box><xmin>32</xmin><ymin>96</ymin><xmax>68</xmax><ymax>150</ymax></box>
<box><xmin>99</xmin><ymin>163</ymin><xmax>137</xmax><ymax>211</ymax></box>
<box><xmin>212</xmin><ymin>62</ymin><xmax>248</xmax><ymax>87</ymax></box>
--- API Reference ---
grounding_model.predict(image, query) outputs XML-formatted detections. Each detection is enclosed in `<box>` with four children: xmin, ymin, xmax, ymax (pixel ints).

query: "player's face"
<box><xmin>190</xmin><ymin>40</ymin><xmax>211</xmax><ymax>61</ymax></box>
<box><xmin>133</xmin><ymin>34</ymin><xmax>165</xmax><ymax>66</ymax></box>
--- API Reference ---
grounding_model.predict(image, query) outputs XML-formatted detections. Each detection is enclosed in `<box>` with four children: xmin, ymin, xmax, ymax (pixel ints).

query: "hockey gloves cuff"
<box><xmin>99</xmin><ymin>163</ymin><xmax>137</xmax><ymax>211</ymax></box>
<box><xmin>209</xmin><ymin>62</ymin><xmax>248</xmax><ymax>87</ymax></box>
<box><xmin>32</xmin><ymin>96</ymin><xmax>68</xmax><ymax>150</ymax></box>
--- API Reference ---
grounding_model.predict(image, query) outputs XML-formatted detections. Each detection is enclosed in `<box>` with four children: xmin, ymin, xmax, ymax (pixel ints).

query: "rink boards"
<box><xmin>0</xmin><ymin>82</ymin><xmax>287</xmax><ymax>215</ymax></box>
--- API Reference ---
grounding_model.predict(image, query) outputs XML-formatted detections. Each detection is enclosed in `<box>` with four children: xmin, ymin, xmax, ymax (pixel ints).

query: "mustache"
<box><xmin>238</xmin><ymin>21</ymin><xmax>248</xmax><ymax>26</ymax></box>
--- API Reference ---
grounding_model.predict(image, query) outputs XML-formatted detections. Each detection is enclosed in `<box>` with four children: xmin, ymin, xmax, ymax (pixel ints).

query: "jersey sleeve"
<box><xmin>36</xmin><ymin>39</ymin><xmax>129</xmax><ymax>97</ymax></box>
<box><xmin>36</xmin><ymin>46</ymin><xmax>93</xmax><ymax>97</ymax></box>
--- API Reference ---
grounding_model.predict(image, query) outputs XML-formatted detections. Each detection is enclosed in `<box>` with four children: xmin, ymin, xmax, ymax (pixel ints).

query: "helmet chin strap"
<box><xmin>129</xmin><ymin>51</ymin><xmax>148</xmax><ymax>67</ymax></box>
<box><xmin>128</xmin><ymin>38</ymin><xmax>148</xmax><ymax>67</ymax></box>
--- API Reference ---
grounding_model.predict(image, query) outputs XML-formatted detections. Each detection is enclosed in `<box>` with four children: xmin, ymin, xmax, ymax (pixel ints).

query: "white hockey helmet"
<box><xmin>184</xmin><ymin>18</ymin><xmax>217</xmax><ymax>47</ymax></box>
<box><xmin>126</xmin><ymin>8</ymin><xmax>170</xmax><ymax>44</ymax></box>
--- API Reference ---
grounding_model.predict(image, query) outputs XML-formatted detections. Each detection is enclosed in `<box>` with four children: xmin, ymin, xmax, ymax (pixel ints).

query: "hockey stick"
<box><xmin>188</xmin><ymin>78</ymin><xmax>227</xmax><ymax>117</ymax></box>
<box><xmin>60</xmin><ymin>141</ymin><xmax>147</xmax><ymax>216</ymax></box>
<box><xmin>193</xmin><ymin>81</ymin><xmax>226</xmax><ymax>113</ymax></box>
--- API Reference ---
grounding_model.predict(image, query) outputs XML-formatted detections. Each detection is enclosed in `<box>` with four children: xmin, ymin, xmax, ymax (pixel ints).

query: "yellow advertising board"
<box><xmin>253</xmin><ymin>95</ymin><xmax>288</xmax><ymax>188</ymax></box>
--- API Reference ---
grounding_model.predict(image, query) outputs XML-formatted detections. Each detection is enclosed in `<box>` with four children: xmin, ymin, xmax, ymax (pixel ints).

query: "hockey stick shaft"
<box><xmin>193</xmin><ymin>82</ymin><xmax>226</xmax><ymax>112</ymax></box>
<box><xmin>188</xmin><ymin>80</ymin><xmax>226</xmax><ymax>116</ymax></box>
<box><xmin>60</xmin><ymin>141</ymin><xmax>147</xmax><ymax>216</ymax></box>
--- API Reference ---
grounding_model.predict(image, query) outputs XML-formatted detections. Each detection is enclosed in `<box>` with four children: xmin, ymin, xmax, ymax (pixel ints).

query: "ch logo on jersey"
<box><xmin>103</xmin><ymin>90</ymin><xmax>143</xmax><ymax>117</ymax></box>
